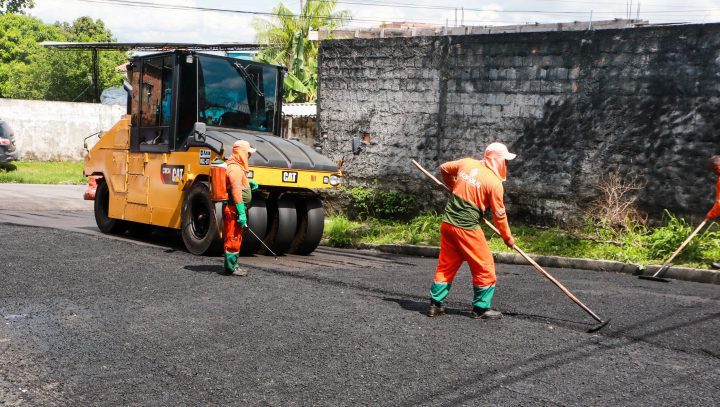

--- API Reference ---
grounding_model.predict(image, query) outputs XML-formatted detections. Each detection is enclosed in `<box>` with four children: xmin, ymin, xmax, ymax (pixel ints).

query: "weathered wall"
<box><xmin>318</xmin><ymin>24</ymin><xmax>720</xmax><ymax>224</ymax></box>
<box><xmin>0</xmin><ymin>99</ymin><xmax>125</xmax><ymax>161</ymax></box>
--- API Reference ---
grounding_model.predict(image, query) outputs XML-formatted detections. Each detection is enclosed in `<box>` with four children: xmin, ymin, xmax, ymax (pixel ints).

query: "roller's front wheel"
<box><xmin>94</xmin><ymin>179</ymin><xmax>128</xmax><ymax>234</ymax></box>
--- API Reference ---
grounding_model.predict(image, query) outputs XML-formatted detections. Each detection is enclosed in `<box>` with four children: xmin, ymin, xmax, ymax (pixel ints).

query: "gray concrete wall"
<box><xmin>0</xmin><ymin>99</ymin><xmax>125</xmax><ymax>161</ymax></box>
<box><xmin>318</xmin><ymin>23</ymin><xmax>720</xmax><ymax>224</ymax></box>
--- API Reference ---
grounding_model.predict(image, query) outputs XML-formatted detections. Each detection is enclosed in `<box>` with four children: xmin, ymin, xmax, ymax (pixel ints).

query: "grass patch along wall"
<box><xmin>0</xmin><ymin>161</ymin><xmax>86</xmax><ymax>185</ymax></box>
<box><xmin>323</xmin><ymin>213</ymin><xmax>720</xmax><ymax>269</ymax></box>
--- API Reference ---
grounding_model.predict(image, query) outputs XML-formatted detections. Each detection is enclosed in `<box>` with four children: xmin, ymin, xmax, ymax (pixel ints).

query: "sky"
<box><xmin>28</xmin><ymin>0</ymin><xmax>720</xmax><ymax>43</ymax></box>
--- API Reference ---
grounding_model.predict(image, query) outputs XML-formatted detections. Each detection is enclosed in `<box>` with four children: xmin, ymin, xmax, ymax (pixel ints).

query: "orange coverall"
<box><xmin>430</xmin><ymin>158</ymin><xmax>513</xmax><ymax>309</ymax></box>
<box><xmin>223</xmin><ymin>142</ymin><xmax>252</xmax><ymax>273</ymax></box>
<box><xmin>706</xmin><ymin>177</ymin><xmax>720</xmax><ymax>219</ymax></box>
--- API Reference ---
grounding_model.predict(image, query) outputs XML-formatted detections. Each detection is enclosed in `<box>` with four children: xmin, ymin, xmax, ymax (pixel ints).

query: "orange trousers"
<box><xmin>434</xmin><ymin>222</ymin><xmax>496</xmax><ymax>287</ymax></box>
<box><xmin>222</xmin><ymin>204</ymin><xmax>244</xmax><ymax>272</ymax></box>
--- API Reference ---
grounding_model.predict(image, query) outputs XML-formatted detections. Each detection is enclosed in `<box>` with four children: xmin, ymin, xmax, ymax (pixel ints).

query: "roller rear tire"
<box><xmin>262</xmin><ymin>196</ymin><xmax>297</xmax><ymax>255</ymax></box>
<box><xmin>181</xmin><ymin>181</ymin><xmax>223</xmax><ymax>256</ymax></box>
<box><xmin>240</xmin><ymin>196</ymin><xmax>269</xmax><ymax>255</ymax></box>
<box><xmin>289</xmin><ymin>197</ymin><xmax>325</xmax><ymax>255</ymax></box>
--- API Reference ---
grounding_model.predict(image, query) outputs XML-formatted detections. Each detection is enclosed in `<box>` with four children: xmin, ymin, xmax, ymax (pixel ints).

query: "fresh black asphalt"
<box><xmin>1</xmin><ymin>223</ymin><xmax>719</xmax><ymax>406</ymax></box>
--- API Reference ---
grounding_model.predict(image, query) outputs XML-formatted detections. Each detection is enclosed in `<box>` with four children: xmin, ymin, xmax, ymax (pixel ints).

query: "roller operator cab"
<box><xmin>84</xmin><ymin>50</ymin><xmax>341</xmax><ymax>256</ymax></box>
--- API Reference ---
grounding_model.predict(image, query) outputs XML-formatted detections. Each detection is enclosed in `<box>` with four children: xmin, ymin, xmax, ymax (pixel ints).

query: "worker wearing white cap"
<box><xmin>427</xmin><ymin>142</ymin><xmax>516</xmax><ymax>319</ymax></box>
<box><xmin>223</xmin><ymin>140</ymin><xmax>258</xmax><ymax>276</ymax></box>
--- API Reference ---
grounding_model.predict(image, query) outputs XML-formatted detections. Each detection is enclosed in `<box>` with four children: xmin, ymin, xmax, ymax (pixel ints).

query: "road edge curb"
<box><xmin>353</xmin><ymin>243</ymin><xmax>720</xmax><ymax>285</ymax></box>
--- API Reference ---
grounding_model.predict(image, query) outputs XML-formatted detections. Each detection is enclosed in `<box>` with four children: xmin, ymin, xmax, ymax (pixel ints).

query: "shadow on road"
<box><xmin>109</xmin><ymin>225</ymin><xmax>187</xmax><ymax>251</ymax></box>
<box><xmin>184</xmin><ymin>264</ymin><xmax>224</xmax><ymax>274</ymax></box>
<box><xmin>382</xmin><ymin>297</ymin><xmax>469</xmax><ymax>317</ymax></box>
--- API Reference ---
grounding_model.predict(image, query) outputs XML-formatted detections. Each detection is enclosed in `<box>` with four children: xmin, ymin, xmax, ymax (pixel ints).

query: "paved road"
<box><xmin>1</xmin><ymin>185</ymin><xmax>719</xmax><ymax>405</ymax></box>
<box><xmin>0</xmin><ymin>184</ymin><xmax>92</xmax><ymax>211</ymax></box>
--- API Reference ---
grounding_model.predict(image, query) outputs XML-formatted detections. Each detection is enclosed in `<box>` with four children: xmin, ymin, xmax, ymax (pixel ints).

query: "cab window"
<box><xmin>135</xmin><ymin>55</ymin><xmax>173</xmax><ymax>152</ymax></box>
<box><xmin>197</xmin><ymin>55</ymin><xmax>278</xmax><ymax>134</ymax></box>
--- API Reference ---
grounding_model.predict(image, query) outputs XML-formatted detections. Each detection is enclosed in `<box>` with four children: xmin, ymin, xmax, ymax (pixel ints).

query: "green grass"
<box><xmin>323</xmin><ymin>213</ymin><xmax>720</xmax><ymax>269</ymax></box>
<box><xmin>0</xmin><ymin>161</ymin><xmax>86</xmax><ymax>185</ymax></box>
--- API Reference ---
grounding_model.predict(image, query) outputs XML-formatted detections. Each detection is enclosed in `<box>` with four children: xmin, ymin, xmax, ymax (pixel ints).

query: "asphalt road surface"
<box><xmin>1</xmin><ymin>186</ymin><xmax>719</xmax><ymax>405</ymax></box>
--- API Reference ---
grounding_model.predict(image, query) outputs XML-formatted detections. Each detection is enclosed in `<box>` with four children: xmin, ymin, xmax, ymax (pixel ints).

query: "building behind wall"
<box><xmin>283</xmin><ymin>103</ymin><xmax>317</xmax><ymax>147</ymax></box>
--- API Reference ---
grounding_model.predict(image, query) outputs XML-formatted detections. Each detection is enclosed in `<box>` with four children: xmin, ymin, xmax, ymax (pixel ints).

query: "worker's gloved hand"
<box><xmin>235</xmin><ymin>202</ymin><xmax>247</xmax><ymax>227</ymax></box>
<box><xmin>248</xmin><ymin>180</ymin><xmax>259</xmax><ymax>191</ymax></box>
<box><xmin>504</xmin><ymin>236</ymin><xmax>515</xmax><ymax>248</ymax></box>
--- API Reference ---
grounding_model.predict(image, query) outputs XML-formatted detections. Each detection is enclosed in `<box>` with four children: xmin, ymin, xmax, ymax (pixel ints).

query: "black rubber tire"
<box><xmin>181</xmin><ymin>181</ymin><xmax>223</xmax><ymax>256</ymax></box>
<box><xmin>263</xmin><ymin>196</ymin><xmax>297</xmax><ymax>255</ymax></box>
<box><xmin>240</xmin><ymin>196</ymin><xmax>269</xmax><ymax>255</ymax></box>
<box><xmin>94</xmin><ymin>179</ymin><xmax>128</xmax><ymax>234</ymax></box>
<box><xmin>289</xmin><ymin>197</ymin><xmax>325</xmax><ymax>255</ymax></box>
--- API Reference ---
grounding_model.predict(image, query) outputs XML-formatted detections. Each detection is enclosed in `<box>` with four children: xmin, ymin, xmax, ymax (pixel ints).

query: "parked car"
<box><xmin>0</xmin><ymin>119</ymin><xmax>17</xmax><ymax>163</ymax></box>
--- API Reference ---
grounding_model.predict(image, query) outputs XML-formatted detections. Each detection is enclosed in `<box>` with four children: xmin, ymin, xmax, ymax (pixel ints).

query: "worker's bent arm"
<box><xmin>489</xmin><ymin>183</ymin><xmax>512</xmax><ymax>241</ymax></box>
<box><xmin>440</xmin><ymin>159</ymin><xmax>463</xmax><ymax>190</ymax></box>
<box><xmin>707</xmin><ymin>180</ymin><xmax>720</xmax><ymax>219</ymax></box>
<box><xmin>707</xmin><ymin>200</ymin><xmax>720</xmax><ymax>219</ymax></box>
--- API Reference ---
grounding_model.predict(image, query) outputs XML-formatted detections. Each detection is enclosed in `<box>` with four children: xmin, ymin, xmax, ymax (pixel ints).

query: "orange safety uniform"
<box><xmin>430</xmin><ymin>154</ymin><xmax>513</xmax><ymax>309</ymax></box>
<box><xmin>706</xmin><ymin>176</ymin><xmax>720</xmax><ymax>219</ymax></box>
<box><xmin>223</xmin><ymin>141</ymin><xmax>254</xmax><ymax>273</ymax></box>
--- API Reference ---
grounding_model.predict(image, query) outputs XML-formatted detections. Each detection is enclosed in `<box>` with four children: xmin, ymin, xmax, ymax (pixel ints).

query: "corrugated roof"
<box><xmin>282</xmin><ymin>103</ymin><xmax>316</xmax><ymax>118</ymax></box>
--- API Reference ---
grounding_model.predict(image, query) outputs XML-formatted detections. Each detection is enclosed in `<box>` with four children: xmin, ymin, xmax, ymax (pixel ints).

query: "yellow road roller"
<box><xmin>83</xmin><ymin>50</ymin><xmax>341</xmax><ymax>255</ymax></box>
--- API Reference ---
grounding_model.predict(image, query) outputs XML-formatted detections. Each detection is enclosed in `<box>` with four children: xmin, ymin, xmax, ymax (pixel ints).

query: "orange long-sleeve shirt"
<box><xmin>226</xmin><ymin>163</ymin><xmax>251</xmax><ymax>205</ymax></box>
<box><xmin>439</xmin><ymin>158</ymin><xmax>512</xmax><ymax>240</ymax></box>
<box><xmin>707</xmin><ymin>177</ymin><xmax>720</xmax><ymax>219</ymax></box>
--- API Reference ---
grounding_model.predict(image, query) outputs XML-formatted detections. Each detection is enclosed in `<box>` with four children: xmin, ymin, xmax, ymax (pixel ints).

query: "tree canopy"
<box><xmin>0</xmin><ymin>0</ymin><xmax>34</xmax><ymax>14</ymax></box>
<box><xmin>0</xmin><ymin>14</ymin><xmax>126</xmax><ymax>102</ymax></box>
<box><xmin>253</xmin><ymin>0</ymin><xmax>349</xmax><ymax>103</ymax></box>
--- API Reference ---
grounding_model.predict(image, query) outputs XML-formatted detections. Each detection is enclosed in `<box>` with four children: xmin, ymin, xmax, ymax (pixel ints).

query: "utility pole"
<box><xmin>300</xmin><ymin>0</ymin><xmax>303</xmax><ymax>15</ymax></box>
<box><xmin>92</xmin><ymin>48</ymin><xmax>99</xmax><ymax>103</ymax></box>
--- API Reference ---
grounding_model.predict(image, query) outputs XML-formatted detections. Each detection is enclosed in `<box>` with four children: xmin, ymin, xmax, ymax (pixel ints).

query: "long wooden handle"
<box><xmin>481</xmin><ymin>219</ymin><xmax>603</xmax><ymax>323</ymax></box>
<box><xmin>411</xmin><ymin>159</ymin><xmax>449</xmax><ymax>192</ymax></box>
<box><xmin>661</xmin><ymin>219</ymin><xmax>707</xmax><ymax>268</ymax></box>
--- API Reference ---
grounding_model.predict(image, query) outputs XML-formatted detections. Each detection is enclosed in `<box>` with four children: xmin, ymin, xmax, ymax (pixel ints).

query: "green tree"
<box><xmin>253</xmin><ymin>0</ymin><xmax>349</xmax><ymax>103</ymax></box>
<box><xmin>0</xmin><ymin>14</ymin><xmax>126</xmax><ymax>102</ymax></box>
<box><xmin>0</xmin><ymin>0</ymin><xmax>34</xmax><ymax>14</ymax></box>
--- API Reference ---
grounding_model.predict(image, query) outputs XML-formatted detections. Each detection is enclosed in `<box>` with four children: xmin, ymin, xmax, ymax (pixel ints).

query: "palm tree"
<box><xmin>252</xmin><ymin>0</ymin><xmax>350</xmax><ymax>103</ymax></box>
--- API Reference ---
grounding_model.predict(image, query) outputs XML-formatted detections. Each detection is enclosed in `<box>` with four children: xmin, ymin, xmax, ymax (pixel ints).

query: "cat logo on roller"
<box><xmin>282</xmin><ymin>171</ymin><xmax>298</xmax><ymax>183</ymax></box>
<box><xmin>161</xmin><ymin>165</ymin><xmax>185</xmax><ymax>185</ymax></box>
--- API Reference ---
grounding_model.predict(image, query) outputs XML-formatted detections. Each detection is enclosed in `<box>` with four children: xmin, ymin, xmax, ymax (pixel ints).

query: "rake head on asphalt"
<box><xmin>587</xmin><ymin>319</ymin><xmax>611</xmax><ymax>333</ymax></box>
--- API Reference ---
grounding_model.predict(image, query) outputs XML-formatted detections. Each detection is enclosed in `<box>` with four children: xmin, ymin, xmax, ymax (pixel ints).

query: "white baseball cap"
<box><xmin>485</xmin><ymin>142</ymin><xmax>517</xmax><ymax>160</ymax></box>
<box><xmin>233</xmin><ymin>139</ymin><xmax>257</xmax><ymax>154</ymax></box>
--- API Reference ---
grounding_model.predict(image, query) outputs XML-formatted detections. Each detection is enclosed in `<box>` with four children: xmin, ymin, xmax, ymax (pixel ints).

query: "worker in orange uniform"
<box><xmin>706</xmin><ymin>155</ymin><xmax>720</xmax><ymax>270</ymax></box>
<box><xmin>223</xmin><ymin>140</ymin><xmax>259</xmax><ymax>276</ymax></box>
<box><xmin>427</xmin><ymin>142</ymin><xmax>517</xmax><ymax>319</ymax></box>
